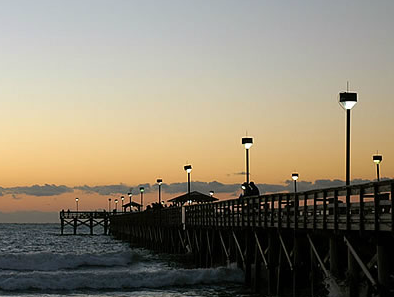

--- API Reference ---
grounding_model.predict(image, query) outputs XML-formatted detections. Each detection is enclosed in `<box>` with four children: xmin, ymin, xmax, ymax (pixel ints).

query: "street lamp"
<box><xmin>157</xmin><ymin>178</ymin><xmax>163</xmax><ymax>204</ymax></box>
<box><xmin>242</xmin><ymin>137</ymin><xmax>253</xmax><ymax>185</ymax></box>
<box><xmin>108</xmin><ymin>198</ymin><xmax>111</xmax><ymax>212</ymax></box>
<box><xmin>184</xmin><ymin>164</ymin><xmax>192</xmax><ymax>195</ymax></box>
<box><xmin>140</xmin><ymin>187</ymin><xmax>145</xmax><ymax>211</ymax></box>
<box><xmin>292</xmin><ymin>173</ymin><xmax>299</xmax><ymax>193</ymax></box>
<box><xmin>121</xmin><ymin>196</ymin><xmax>124</xmax><ymax>212</ymax></box>
<box><xmin>373</xmin><ymin>153</ymin><xmax>383</xmax><ymax>181</ymax></box>
<box><xmin>115</xmin><ymin>199</ymin><xmax>118</xmax><ymax>212</ymax></box>
<box><xmin>127</xmin><ymin>192</ymin><xmax>133</xmax><ymax>212</ymax></box>
<box><xmin>339</xmin><ymin>89</ymin><xmax>358</xmax><ymax>186</ymax></box>
<box><xmin>75</xmin><ymin>197</ymin><xmax>79</xmax><ymax>212</ymax></box>
<box><xmin>209</xmin><ymin>190</ymin><xmax>214</xmax><ymax>197</ymax></box>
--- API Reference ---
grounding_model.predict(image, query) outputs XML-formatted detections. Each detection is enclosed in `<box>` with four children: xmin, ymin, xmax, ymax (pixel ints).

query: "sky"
<box><xmin>0</xmin><ymin>1</ymin><xmax>393</xmax><ymax>222</ymax></box>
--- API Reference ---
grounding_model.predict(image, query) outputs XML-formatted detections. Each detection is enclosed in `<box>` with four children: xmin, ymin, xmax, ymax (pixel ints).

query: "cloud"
<box><xmin>4</xmin><ymin>184</ymin><xmax>73</xmax><ymax>197</ymax></box>
<box><xmin>0</xmin><ymin>178</ymin><xmax>384</xmax><ymax>199</ymax></box>
<box><xmin>74</xmin><ymin>184</ymin><xmax>132</xmax><ymax>195</ymax></box>
<box><xmin>233</xmin><ymin>172</ymin><xmax>247</xmax><ymax>176</ymax></box>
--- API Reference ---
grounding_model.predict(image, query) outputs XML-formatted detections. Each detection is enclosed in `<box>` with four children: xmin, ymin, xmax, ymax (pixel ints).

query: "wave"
<box><xmin>0</xmin><ymin>251</ymin><xmax>134</xmax><ymax>271</ymax></box>
<box><xmin>0</xmin><ymin>267</ymin><xmax>244</xmax><ymax>291</ymax></box>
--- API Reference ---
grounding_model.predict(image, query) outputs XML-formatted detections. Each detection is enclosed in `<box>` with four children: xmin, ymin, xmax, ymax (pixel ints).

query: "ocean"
<box><xmin>0</xmin><ymin>224</ymin><xmax>254</xmax><ymax>297</ymax></box>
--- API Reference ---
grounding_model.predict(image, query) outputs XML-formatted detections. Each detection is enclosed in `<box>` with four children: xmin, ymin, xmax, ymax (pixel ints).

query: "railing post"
<box><xmin>303</xmin><ymin>193</ymin><xmax>308</xmax><ymax>229</ymax></box>
<box><xmin>264</xmin><ymin>196</ymin><xmax>269</xmax><ymax>228</ymax></box>
<box><xmin>391</xmin><ymin>182</ymin><xmax>394</xmax><ymax>234</ymax></box>
<box><xmin>346</xmin><ymin>187</ymin><xmax>351</xmax><ymax>231</ymax></box>
<box><xmin>313</xmin><ymin>193</ymin><xmax>317</xmax><ymax>231</ymax></box>
<box><xmin>286</xmin><ymin>194</ymin><xmax>290</xmax><ymax>229</ymax></box>
<box><xmin>294</xmin><ymin>193</ymin><xmax>298</xmax><ymax>230</ymax></box>
<box><xmin>334</xmin><ymin>190</ymin><xmax>338</xmax><ymax>232</ymax></box>
<box><xmin>374</xmin><ymin>184</ymin><xmax>380</xmax><ymax>232</ymax></box>
<box><xmin>359</xmin><ymin>187</ymin><xmax>364</xmax><ymax>234</ymax></box>
<box><xmin>270</xmin><ymin>195</ymin><xmax>275</xmax><ymax>227</ymax></box>
<box><xmin>258</xmin><ymin>196</ymin><xmax>262</xmax><ymax>227</ymax></box>
<box><xmin>323</xmin><ymin>190</ymin><xmax>327</xmax><ymax>230</ymax></box>
<box><xmin>278</xmin><ymin>194</ymin><xmax>282</xmax><ymax>230</ymax></box>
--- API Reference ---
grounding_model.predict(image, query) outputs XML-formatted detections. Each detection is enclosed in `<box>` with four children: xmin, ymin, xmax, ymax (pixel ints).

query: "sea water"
<box><xmin>0</xmin><ymin>224</ymin><xmax>255</xmax><ymax>297</ymax></box>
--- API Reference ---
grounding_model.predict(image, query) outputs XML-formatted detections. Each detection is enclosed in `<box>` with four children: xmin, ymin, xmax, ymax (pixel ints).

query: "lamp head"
<box><xmin>241</xmin><ymin>183</ymin><xmax>247</xmax><ymax>190</ymax></box>
<box><xmin>157</xmin><ymin>178</ymin><xmax>163</xmax><ymax>185</ymax></box>
<box><xmin>121</xmin><ymin>196</ymin><xmax>124</xmax><ymax>201</ymax></box>
<box><xmin>75</xmin><ymin>197</ymin><xmax>79</xmax><ymax>202</ymax></box>
<box><xmin>292</xmin><ymin>173</ymin><xmax>299</xmax><ymax>181</ymax></box>
<box><xmin>209</xmin><ymin>191</ymin><xmax>214</xmax><ymax>197</ymax></box>
<box><xmin>128</xmin><ymin>192</ymin><xmax>132</xmax><ymax>197</ymax></box>
<box><xmin>140</xmin><ymin>187</ymin><xmax>145</xmax><ymax>193</ymax></box>
<box><xmin>242</xmin><ymin>137</ymin><xmax>253</xmax><ymax>149</ymax></box>
<box><xmin>339</xmin><ymin>92</ymin><xmax>357</xmax><ymax>110</ymax></box>
<box><xmin>115</xmin><ymin>199</ymin><xmax>118</xmax><ymax>204</ymax></box>
<box><xmin>184</xmin><ymin>164</ymin><xmax>192</xmax><ymax>173</ymax></box>
<box><xmin>373</xmin><ymin>154</ymin><xmax>382</xmax><ymax>165</ymax></box>
<box><xmin>109</xmin><ymin>198</ymin><xmax>111</xmax><ymax>201</ymax></box>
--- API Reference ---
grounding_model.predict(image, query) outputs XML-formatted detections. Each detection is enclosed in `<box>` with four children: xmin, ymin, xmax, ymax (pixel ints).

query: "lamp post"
<box><xmin>127</xmin><ymin>192</ymin><xmax>132</xmax><ymax>212</ymax></box>
<box><xmin>140</xmin><ymin>187</ymin><xmax>144</xmax><ymax>211</ymax></box>
<box><xmin>108</xmin><ymin>198</ymin><xmax>111</xmax><ymax>212</ymax></box>
<box><xmin>373</xmin><ymin>153</ymin><xmax>383</xmax><ymax>181</ymax></box>
<box><xmin>157</xmin><ymin>178</ymin><xmax>163</xmax><ymax>204</ymax></box>
<box><xmin>339</xmin><ymin>89</ymin><xmax>358</xmax><ymax>186</ymax></box>
<box><xmin>184</xmin><ymin>165</ymin><xmax>192</xmax><ymax>195</ymax></box>
<box><xmin>115</xmin><ymin>199</ymin><xmax>118</xmax><ymax>212</ymax></box>
<box><xmin>292</xmin><ymin>173</ymin><xmax>299</xmax><ymax>193</ymax></box>
<box><xmin>75</xmin><ymin>197</ymin><xmax>79</xmax><ymax>212</ymax></box>
<box><xmin>121</xmin><ymin>196</ymin><xmax>124</xmax><ymax>212</ymax></box>
<box><xmin>242</xmin><ymin>137</ymin><xmax>253</xmax><ymax>185</ymax></box>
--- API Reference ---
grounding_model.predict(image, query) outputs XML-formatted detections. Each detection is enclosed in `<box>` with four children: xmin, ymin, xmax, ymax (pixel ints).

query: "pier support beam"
<box><xmin>267</xmin><ymin>230</ymin><xmax>279</xmax><ymax>296</ymax></box>
<box><xmin>377</xmin><ymin>236</ymin><xmax>390</xmax><ymax>297</ymax></box>
<box><xmin>330</xmin><ymin>234</ymin><xmax>340</xmax><ymax>277</ymax></box>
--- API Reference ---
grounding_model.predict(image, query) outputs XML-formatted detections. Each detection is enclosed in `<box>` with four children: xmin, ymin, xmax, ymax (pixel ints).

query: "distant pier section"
<box><xmin>60</xmin><ymin>211</ymin><xmax>111</xmax><ymax>235</ymax></box>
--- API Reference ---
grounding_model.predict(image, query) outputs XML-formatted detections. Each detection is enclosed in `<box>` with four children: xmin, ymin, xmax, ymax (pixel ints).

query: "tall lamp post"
<box><xmin>242</xmin><ymin>137</ymin><xmax>253</xmax><ymax>185</ymax></box>
<box><xmin>373</xmin><ymin>153</ymin><xmax>383</xmax><ymax>181</ymax></box>
<box><xmin>75</xmin><ymin>197</ymin><xmax>79</xmax><ymax>212</ymax></box>
<box><xmin>121</xmin><ymin>196</ymin><xmax>124</xmax><ymax>212</ymax></box>
<box><xmin>157</xmin><ymin>179</ymin><xmax>163</xmax><ymax>204</ymax></box>
<box><xmin>139</xmin><ymin>187</ymin><xmax>144</xmax><ymax>211</ymax></box>
<box><xmin>115</xmin><ymin>199</ymin><xmax>118</xmax><ymax>212</ymax></box>
<box><xmin>339</xmin><ymin>89</ymin><xmax>358</xmax><ymax>186</ymax></box>
<box><xmin>184</xmin><ymin>165</ymin><xmax>192</xmax><ymax>195</ymax></box>
<box><xmin>292</xmin><ymin>173</ymin><xmax>299</xmax><ymax>193</ymax></box>
<box><xmin>127</xmin><ymin>192</ymin><xmax>133</xmax><ymax>212</ymax></box>
<box><xmin>108</xmin><ymin>198</ymin><xmax>111</xmax><ymax>212</ymax></box>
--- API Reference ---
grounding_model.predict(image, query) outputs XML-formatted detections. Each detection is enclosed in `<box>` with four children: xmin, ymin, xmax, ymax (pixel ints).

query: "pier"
<box><xmin>107</xmin><ymin>179</ymin><xmax>394</xmax><ymax>297</ymax></box>
<box><xmin>60</xmin><ymin>211</ymin><xmax>111</xmax><ymax>235</ymax></box>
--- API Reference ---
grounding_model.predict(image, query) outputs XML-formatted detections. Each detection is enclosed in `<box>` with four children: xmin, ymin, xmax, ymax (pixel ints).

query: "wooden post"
<box><xmin>347</xmin><ymin>239</ymin><xmax>360</xmax><ymax>297</ymax></box>
<box><xmin>60</xmin><ymin>218</ymin><xmax>64</xmax><ymax>235</ymax></box>
<box><xmin>104</xmin><ymin>217</ymin><xmax>108</xmax><ymax>235</ymax></box>
<box><xmin>330</xmin><ymin>234</ymin><xmax>339</xmax><ymax>277</ymax></box>
<box><xmin>377</xmin><ymin>236</ymin><xmax>390</xmax><ymax>297</ymax></box>
<box><xmin>90</xmin><ymin>217</ymin><xmax>93</xmax><ymax>235</ymax></box>
<box><xmin>253</xmin><ymin>242</ymin><xmax>262</xmax><ymax>292</ymax></box>
<box><xmin>267</xmin><ymin>230</ymin><xmax>279</xmax><ymax>296</ymax></box>
<box><xmin>73</xmin><ymin>218</ymin><xmax>77</xmax><ymax>235</ymax></box>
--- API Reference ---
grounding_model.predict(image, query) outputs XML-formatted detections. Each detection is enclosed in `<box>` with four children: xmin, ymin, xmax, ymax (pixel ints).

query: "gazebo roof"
<box><xmin>122</xmin><ymin>201</ymin><xmax>141</xmax><ymax>208</ymax></box>
<box><xmin>167</xmin><ymin>191</ymin><xmax>218</xmax><ymax>204</ymax></box>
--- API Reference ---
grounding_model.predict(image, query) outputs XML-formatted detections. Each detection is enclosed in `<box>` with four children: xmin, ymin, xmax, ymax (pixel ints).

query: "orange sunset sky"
<box><xmin>0</xmin><ymin>1</ymin><xmax>393</xmax><ymax>221</ymax></box>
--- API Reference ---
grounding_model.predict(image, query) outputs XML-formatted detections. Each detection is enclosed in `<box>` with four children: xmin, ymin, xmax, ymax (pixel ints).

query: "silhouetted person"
<box><xmin>250</xmin><ymin>182</ymin><xmax>260</xmax><ymax>196</ymax></box>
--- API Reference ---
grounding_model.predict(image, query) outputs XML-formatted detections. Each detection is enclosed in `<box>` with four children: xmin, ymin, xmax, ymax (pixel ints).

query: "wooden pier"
<box><xmin>60</xmin><ymin>211</ymin><xmax>111</xmax><ymax>235</ymax></box>
<box><xmin>69</xmin><ymin>180</ymin><xmax>394</xmax><ymax>296</ymax></box>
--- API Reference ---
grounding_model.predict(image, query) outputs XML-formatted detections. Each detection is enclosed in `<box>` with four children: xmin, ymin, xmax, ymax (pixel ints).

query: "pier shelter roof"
<box><xmin>167</xmin><ymin>191</ymin><xmax>218</xmax><ymax>206</ymax></box>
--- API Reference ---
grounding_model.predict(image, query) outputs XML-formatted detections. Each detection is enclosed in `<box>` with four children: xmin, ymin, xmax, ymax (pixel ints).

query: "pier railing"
<box><xmin>115</xmin><ymin>180</ymin><xmax>393</xmax><ymax>232</ymax></box>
